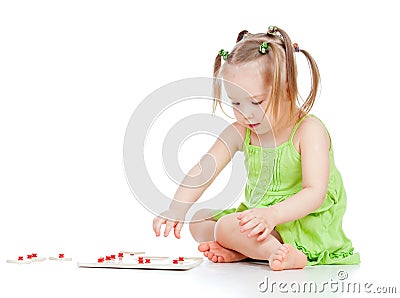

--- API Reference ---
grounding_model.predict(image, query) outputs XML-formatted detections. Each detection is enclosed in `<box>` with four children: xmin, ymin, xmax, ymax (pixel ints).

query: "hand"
<box><xmin>236</xmin><ymin>208</ymin><xmax>277</xmax><ymax>241</ymax></box>
<box><xmin>153</xmin><ymin>209</ymin><xmax>185</xmax><ymax>239</ymax></box>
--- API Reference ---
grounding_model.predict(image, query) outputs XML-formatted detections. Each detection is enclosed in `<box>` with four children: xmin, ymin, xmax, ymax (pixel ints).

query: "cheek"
<box><xmin>233</xmin><ymin>108</ymin><xmax>243</xmax><ymax>119</ymax></box>
<box><xmin>258</xmin><ymin>103</ymin><xmax>270</xmax><ymax>119</ymax></box>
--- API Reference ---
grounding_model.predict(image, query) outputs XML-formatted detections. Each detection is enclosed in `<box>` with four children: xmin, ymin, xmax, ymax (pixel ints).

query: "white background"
<box><xmin>1</xmin><ymin>0</ymin><xmax>399</xmax><ymax>281</ymax></box>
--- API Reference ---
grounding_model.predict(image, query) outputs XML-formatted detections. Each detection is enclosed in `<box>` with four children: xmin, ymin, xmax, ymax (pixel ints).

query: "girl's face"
<box><xmin>222</xmin><ymin>61</ymin><xmax>273</xmax><ymax>135</ymax></box>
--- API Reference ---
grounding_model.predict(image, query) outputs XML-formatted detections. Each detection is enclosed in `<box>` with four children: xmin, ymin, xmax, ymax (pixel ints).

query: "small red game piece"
<box><xmin>138</xmin><ymin>259</ymin><xmax>144</xmax><ymax>264</ymax></box>
<box><xmin>110</xmin><ymin>255</ymin><xmax>116</xmax><ymax>259</ymax></box>
<box><xmin>105</xmin><ymin>256</ymin><xmax>111</xmax><ymax>261</ymax></box>
<box><xmin>172</xmin><ymin>259</ymin><xmax>178</xmax><ymax>264</ymax></box>
<box><xmin>27</xmin><ymin>255</ymin><xmax>32</xmax><ymax>259</ymax></box>
<box><xmin>145</xmin><ymin>259</ymin><xmax>150</xmax><ymax>263</ymax></box>
<box><xmin>178</xmin><ymin>257</ymin><xmax>184</xmax><ymax>261</ymax></box>
<box><xmin>118</xmin><ymin>252</ymin><xmax>123</xmax><ymax>258</ymax></box>
<box><xmin>18</xmin><ymin>256</ymin><xmax>24</xmax><ymax>261</ymax></box>
<box><xmin>49</xmin><ymin>254</ymin><xmax>71</xmax><ymax>261</ymax></box>
<box><xmin>32</xmin><ymin>253</ymin><xmax>38</xmax><ymax>258</ymax></box>
<box><xmin>98</xmin><ymin>257</ymin><xmax>104</xmax><ymax>263</ymax></box>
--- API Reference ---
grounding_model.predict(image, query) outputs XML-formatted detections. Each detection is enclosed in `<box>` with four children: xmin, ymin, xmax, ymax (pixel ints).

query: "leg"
<box><xmin>214</xmin><ymin>213</ymin><xmax>282</xmax><ymax>260</ymax></box>
<box><xmin>197</xmin><ymin>211</ymin><xmax>276</xmax><ymax>263</ymax></box>
<box><xmin>214</xmin><ymin>213</ymin><xmax>307</xmax><ymax>270</ymax></box>
<box><xmin>190</xmin><ymin>209</ymin><xmax>247</xmax><ymax>262</ymax></box>
<box><xmin>189</xmin><ymin>209</ymin><xmax>216</xmax><ymax>242</ymax></box>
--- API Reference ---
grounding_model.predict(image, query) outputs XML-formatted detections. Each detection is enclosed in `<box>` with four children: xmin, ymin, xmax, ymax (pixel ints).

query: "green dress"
<box><xmin>212</xmin><ymin>114</ymin><xmax>360</xmax><ymax>265</ymax></box>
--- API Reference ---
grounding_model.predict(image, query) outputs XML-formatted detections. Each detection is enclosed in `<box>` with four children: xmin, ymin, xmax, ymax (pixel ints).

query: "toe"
<box><xmin>212</xmin><ymin>255</ymin><xmax>218</xmax><ymax>263</ymax></box>
<box><xmin>198</xmin><ymin>242</ymin><xmax>211</xmax><ymax>252</ymax></box>
<box><xmin>277</xmin><ymin>247</ymin><xmax>285</xmax><ymax>254</ymax></box>
<box><xmin>279</xmin><ymin>245</ymin><xmax>287</xmax><ymax>251</ymax></box>
<box><xmin>217</xmin><ymin>256</ymin><xmax>224</xmax><ymax>263</ymax></box>
<box><xmin>277</xmin><ymin>250</ymin><xmax>287</xmax><ymax>258</ymax></box>
<box><xmin>270</xmin><ymin>260</ymin><xmax>283</xmax><ymax>271</ymax></box>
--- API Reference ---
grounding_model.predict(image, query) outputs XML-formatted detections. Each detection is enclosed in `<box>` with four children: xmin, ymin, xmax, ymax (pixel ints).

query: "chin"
<box><xmin>255</xmin><ymin>126</ymin><xmax>272</xmax><ymax>135</ymax></box>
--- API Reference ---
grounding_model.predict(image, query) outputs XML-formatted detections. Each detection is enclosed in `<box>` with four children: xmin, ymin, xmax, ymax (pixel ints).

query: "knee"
<box><xmin>214</xmin><ymin>214</ymin><xmax>238</xmax><ymax>246</ymax></box>
<box><xmin>188</xmin><ymin>219</ymin><xmax>200</xmax><ymax>240</ymax></box>
<box><xmin>190</xmin><ymin>209</ymin><xmax>213</xmax><ymax>222</ymax></box>
<box><xmin>188</xmin><ymin>209</ymin><xmax>213</xmax><ymax>240</ymax></box>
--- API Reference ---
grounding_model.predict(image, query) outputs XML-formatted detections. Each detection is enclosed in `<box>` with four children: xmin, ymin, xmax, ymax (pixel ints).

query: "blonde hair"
<box><xmin>212</xmin><ymin>27</ymin><xmax>320</xmax><ymax>128</ymax></box>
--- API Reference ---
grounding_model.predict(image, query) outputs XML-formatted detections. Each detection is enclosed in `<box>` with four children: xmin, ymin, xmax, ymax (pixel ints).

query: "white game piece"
<box><xmin>119</xmin><ymin>251</ymin><xmax>145</xmax><ymax>255</ymax></box>
<box><xmin>31</xmin><ymin>257</ymin><xmax>47</xmax><ymax>262</ymax></box>
<box><xmin>137</xmin><ymin>256</ymin><xmax>168</xmax><ymax>260</ymax></box>
<box><xmin>49</xmin><ymin>254</ymin><xmax>72</xmax><ymax>261</ymax></box>
<box><xmin>6</xmin><ymin>258</ymin><xmax>32</xmax><ymax>264</ymax></box>
<box><xmin>6</xmin><ymin>254</ymin><xmax>46</xmax><ymax>264</ymax></box>
<box><xmin>30</xmin><ymin>253</ymin><xmax>47</xmax><ymax>262</ymax></box>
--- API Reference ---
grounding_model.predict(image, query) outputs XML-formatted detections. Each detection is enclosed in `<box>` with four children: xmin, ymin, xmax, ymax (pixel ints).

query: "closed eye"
<box><xmin>252</xmin><ymin>100</ymin><xmax>264</xmax><ymax>105</ymax></box>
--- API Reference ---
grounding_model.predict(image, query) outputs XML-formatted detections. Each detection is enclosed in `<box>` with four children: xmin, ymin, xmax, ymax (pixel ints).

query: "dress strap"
<box><xmin>245</xmin><ymin>127</ymin><xmax>251</xmax><ymax>145</ymax></box>
<box><xmin>289</xmin><ymin>114</ymin><xmax>310</xmax><ymax>142</ymax></box>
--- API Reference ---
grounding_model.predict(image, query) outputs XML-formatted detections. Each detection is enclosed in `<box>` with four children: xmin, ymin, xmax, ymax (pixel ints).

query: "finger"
<box><xmin>240</xmin><ymin>218</ymin><xmax>259</xmax><ymax>233</ymax></box>
<box><xmin>246</xmin><ymin>223</ymin><xmax>265</xmax><ymax>238</ymax></box>
<box><xmin>163</xmin><ymin>222</ymin><xmax>174</xmax><ymax>237</ymax></box>
<box><xmin>256</xmin><ymin>227</ymin><xmax>271</xmax><ymax>241</ymax></box>
<box><xmin>153</xmin><ymin>217</ymin><xmax>165</xmax><ymax>237</ymax></box>
<box><xmin>152</xmin><ymin>217</ymin><xmax>158</xmax><ymax>235</ymax></box>
<box><xmin>174</xmin><ymin>222</ymin><xmax>184</xmax><ymax>239</ymax></box>
<box><xmin>237</xmin><ymin>210</ymin><xmax>252</xmax><ymax>222</ymax></box>
<box><xmin>239</xmin><ymin>213</ymin><xmax>255</xmax><ymax>226</ymax></box>
<box><xmin>236</xmin><ymin>211</ymin><xmax>247</xmax><ymax>220</ymax></box>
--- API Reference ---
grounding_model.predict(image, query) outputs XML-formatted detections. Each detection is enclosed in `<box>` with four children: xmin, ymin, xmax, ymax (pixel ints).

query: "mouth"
<box><xmin>248</xmin><ymin>123</ymin><xmax>260</xmax><ymax>129</ymax></box>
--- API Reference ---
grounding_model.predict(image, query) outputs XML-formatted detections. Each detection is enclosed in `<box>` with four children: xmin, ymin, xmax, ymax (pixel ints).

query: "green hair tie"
<box><xmin>219</xmin><ymin>49</ymin><xmax>229</xmax><ymax>60</ymax></box>
<box><xmin>259</xmin><ymin>41</ymin><xmax>270</xmax><ymax>54</ymax></box>
<box><xmin>267</xmin><ymin>25</ymin><xmax>278</xmax><ymax>35</ymax></box>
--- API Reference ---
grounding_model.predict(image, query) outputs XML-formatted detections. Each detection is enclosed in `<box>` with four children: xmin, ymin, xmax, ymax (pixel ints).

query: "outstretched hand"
<box><xmin>153</xmin><ymin>209</ymin><xmax>185</xmax><ymax>239</ymax></box>
<box><xmin>236</xmin><ymin>208</ymin><xmax>278</xmax><ymax>241</ymax></box>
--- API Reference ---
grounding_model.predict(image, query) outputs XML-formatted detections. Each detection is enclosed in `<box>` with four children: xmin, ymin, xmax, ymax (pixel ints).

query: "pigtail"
<box><xmin>264</xmin><ymin>42</ymin><xmax>284</xmax><ymax>127</ymax></box>
<box><xmin>274</xmin><ymin>27</ymin><xmax>298</xmax><ymax>118</ymax></box>
<box><xmin>297</xmin><ymin>48</ymin><xmax>320</xmax><ymax>114</ymax></box>
<box><xmin>269</xmin><ymin>26</ymin><xmax>320</xmax><ymax>119</ymax></box>
<box><xmin>213</xmin><ymin>52</ymin><xmax>235</xmax><ymax>119</ymax></box>
<box><xmin>236</xmin><ymin>30</ymin><xmax>249</xmax><ymax>43</ymax></box>
<box><xmin>212</xmin><ymin>53</ymin><xmax>223</xmax><ymax>114</ymax></box>
<box><xmin>274</xmin><ymin>27</ymin><xmax>298</xmax><ymax>111</ymax></box>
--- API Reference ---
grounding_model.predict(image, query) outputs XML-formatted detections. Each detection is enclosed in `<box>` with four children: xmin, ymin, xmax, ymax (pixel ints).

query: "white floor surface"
<box><xmin>2</xmin><ymin>255</ymin><xmax>398</xmax><ymax>298</ymax></box>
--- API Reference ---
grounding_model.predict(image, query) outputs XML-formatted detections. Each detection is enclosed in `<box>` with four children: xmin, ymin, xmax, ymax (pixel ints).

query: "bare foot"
<box><xmin>269</xmin><ymin>244</ymin><xmax>307</xmax><ymax>271</ymax></box>
<box><xmin>198</xmin><ymin>241</ymin><xmax>247</xmax><ymax>263</ymax></box>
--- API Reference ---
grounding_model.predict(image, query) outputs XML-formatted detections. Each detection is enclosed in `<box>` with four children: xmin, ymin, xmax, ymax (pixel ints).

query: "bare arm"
<box><xmin>153</xmin><ymin>122</ymin><xmax>246</xmax><ymax>237</ymax></box>
<box><xmin>271</xmin><ymin>117</ymin><xmax>331</xmax><ymax>224</ymax></box>
<box><xmin>169</xmin><ymin>122</ymin><xmax>245</xmax><ymax>213</ymax></box>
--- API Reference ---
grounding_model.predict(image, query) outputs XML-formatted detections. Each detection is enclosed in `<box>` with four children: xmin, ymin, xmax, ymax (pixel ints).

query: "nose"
<box><xmin>241</xmin><ymin>105</ymin><xmax>254</xmax><ymax>121</ymax></box>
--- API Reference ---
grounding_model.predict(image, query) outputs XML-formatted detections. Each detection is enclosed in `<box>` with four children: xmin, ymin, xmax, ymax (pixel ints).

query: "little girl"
<box><xmin>153</xmin><ymin>26</ymin><xmax>360</xmax><ymax>270</ymax></box>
